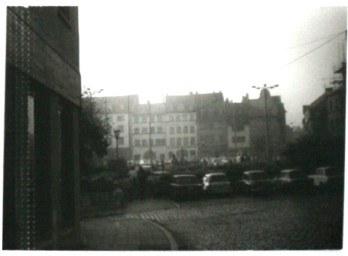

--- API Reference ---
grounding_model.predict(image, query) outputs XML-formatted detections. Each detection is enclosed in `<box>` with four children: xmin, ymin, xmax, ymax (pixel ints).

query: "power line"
<box><xmin>287</xmin><ymin>31</ymin><xmax>346</xmax><ymax>50</ymax></box>
<box><xmin>280</xmin><ymin>31</ymin><xmax>345</xmax><ymax>70</ymax></box>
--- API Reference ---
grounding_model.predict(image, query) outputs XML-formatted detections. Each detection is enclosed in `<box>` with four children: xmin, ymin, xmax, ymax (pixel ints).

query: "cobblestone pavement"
<box><xmin>108</xmin><ymin>191</ymin><xmax>344</xmax><ymax>250</ymax></box>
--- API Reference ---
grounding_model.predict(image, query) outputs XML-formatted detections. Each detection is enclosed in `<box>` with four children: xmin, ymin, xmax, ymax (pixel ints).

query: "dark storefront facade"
<box><xmin>3</xmin><ymin>7</ymin><xmax>81</xmax><ymax>249</ymax></box>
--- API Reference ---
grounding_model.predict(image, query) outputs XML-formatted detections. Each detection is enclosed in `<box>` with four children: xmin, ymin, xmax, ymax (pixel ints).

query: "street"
<box><xmin>99</xmin><ymin>190</ymin><xmax>343</xmax><ymax>250</ymax></box>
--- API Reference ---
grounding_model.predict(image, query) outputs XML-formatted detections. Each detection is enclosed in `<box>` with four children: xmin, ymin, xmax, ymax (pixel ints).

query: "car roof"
<box><xmin>172</xmin><ymin>174</ymin><xmax>197</xmax><ymax>178</ymax></box>
<box><xmin>204</xmin><ymin>172</ymin><xmax>226</xmax><ymax>177</ymax></box>
<box><xmin>244</xmin><ymin>170</ymin><xmax>265</xmax><ymax>174</ymax></box>
<box><xmin>280</xmin><ymin>169</ymin><xmax>300</xmax><ymax>173</ymax></box>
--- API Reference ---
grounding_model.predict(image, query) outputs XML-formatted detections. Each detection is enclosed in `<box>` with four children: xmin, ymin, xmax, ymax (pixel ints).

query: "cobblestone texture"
<box><xmin>82</xmin><ymin>191</ymin><xmax>343</xmax><ymax>250</ymax></box>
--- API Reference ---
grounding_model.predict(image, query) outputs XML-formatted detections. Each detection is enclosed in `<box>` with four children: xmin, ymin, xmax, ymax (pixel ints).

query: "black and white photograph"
<box><xmin>1</xmin><ymin>0</ymin><xmax>347</xmax><ymax>251</ymax></box>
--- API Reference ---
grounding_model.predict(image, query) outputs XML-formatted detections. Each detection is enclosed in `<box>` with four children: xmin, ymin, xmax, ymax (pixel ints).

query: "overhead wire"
<box><xmin>287</xmin><ymin>30</ymin><xmax>346</xmax><ymax>50</ymax></box>
<box><xmin>280</xmin><ymin>31</ymin><xmax>346</xmax><ymax>70</ymax></box>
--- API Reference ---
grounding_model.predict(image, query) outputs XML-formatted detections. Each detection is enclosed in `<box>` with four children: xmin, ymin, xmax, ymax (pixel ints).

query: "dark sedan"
<box><xmin>235</xmin><ymin>170</ymin><xmax>274</xmax><ymax>194</ymax></box>
<box><xmin>169</xmin><ymin>174</ymin><xmax>203</xmax><ymax>200</ymax></box>
<box><xmin>275</xmin><ymin>169</ymin><xmax>310</xmax><ymax>193</ymax></box>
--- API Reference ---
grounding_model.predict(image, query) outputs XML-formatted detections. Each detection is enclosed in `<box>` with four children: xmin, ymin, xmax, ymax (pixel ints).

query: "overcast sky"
<box><xmin>79</xmin><ymin>2</ymin><xmax>347</xmax><ymax>126</ymax></box>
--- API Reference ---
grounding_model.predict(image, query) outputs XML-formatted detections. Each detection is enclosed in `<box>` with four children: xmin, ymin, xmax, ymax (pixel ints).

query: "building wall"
<box><xmin>4</xmin><ymin>7</ymin><xmax>81</xmax><ymax>249</ymax></box>
<box><xmin>227</xmin><ymin>125</ymin><xmax>250</xmax><ymax>152</ymax></box>
<box><xmin>165</xmin><ymin>112</ymin><xmax>198</xmax><ymax>161</ymax></box>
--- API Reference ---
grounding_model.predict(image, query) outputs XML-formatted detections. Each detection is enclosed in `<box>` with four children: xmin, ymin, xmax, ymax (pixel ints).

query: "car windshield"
<box><xmin>210</xmin><ymin>175</ymin><xmax>228</xmax><ymax>182</ymax></box>
<box><xmin>174</xmin><ymin>176</ymin><xmax>200</xmax><ymax>184</ymax></box>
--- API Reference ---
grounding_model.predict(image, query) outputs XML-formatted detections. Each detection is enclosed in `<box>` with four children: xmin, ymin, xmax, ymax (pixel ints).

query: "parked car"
<box><xmin>275</xmin><ymin>169</ymin><xmax>310</xmax><ymax>193</ymax></box>
<box><xmin>169</xmin><ymin>174</ymin><xmax>203</xmax><ymax>199</ymax></box>
<box><xmin>308</xmin><ymin>166</ymin><xmax>344</xmax><ymax>191</ymax></box>
<box><xmin>146</xmin><ymin>170</ymin><xmax>171</xmax><ymax>197</ymax></box>
<box><xmin>235</xmin><ymin>170</ymin><xmax>274</xmax><ymax>194</ymax></box>
<box><xmin>202</xmin><ymin>172</ymin><xmax>231</xmax><ymax>195</ymax></box>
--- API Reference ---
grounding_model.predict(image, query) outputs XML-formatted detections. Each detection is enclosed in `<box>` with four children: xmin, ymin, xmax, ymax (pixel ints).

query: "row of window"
<box><xmin>133</xmin><ymin>150</ymin><xmax>196</xmax><ymax>161</ymax></box>
<box><xmin>134</xmin><ymin>126</ymin><xmax>163</xmax><ymax>134</ymax></box>
<box><xmin>232</xmin><ymin>136</ymin><xmax>246</xmax><ymax>143</ymax></box>
<box><xmin>133</xmin><ymin>137</ymin><xmax>196</xmax><ymax>147</ymax></box>
<box><xmin>169</xmin><ymin>137</ymin><xmax>196</xmax><ymax>147</ymax></box>
<box><xmin>170</xmin><ymin>126</ymin><xmax>195</xmax><ymax>134</ymax></box>
<box><xmin>131</xmin><ymin>113</ymin><xmax>197</xmax><ymax>124</ymax></box>
<box><xmin>131</xmin><ymin>126</ymin><xmax>196</xmax><ymax>134</ymax></box>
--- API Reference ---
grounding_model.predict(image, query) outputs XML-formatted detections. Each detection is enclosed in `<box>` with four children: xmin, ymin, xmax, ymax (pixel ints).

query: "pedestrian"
<box><xmin>137</xmin><ymin>165</ymin><xmax>147</xmax><ymax>200</ymax></box>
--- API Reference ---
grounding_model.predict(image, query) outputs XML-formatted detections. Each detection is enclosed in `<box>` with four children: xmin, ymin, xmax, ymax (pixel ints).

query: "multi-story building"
<box><xmin>165</xmin><ymin>95</ymin><xmax>199</xmax><ymax>161</ymax></box>
<box><xmin>225</xmin><ymin>90</ymin><xmax>286</xmax><ymax>161</ymax></box>
<box><xmin>194</xmin><ymin>92</ymin><xmax>227</xmax><ymax>158</ymax></box>
<box><xmin>303</xmin><ymin>61</ymin><xmax>346</xmax><ymax>139</ymax></box>
<box><xmin>243</xmin><ymin>90</ymin><xmax>286</xmax><ymax>160</ymax></box>
<box><xmin>132</xmin><ymin>103</ymin><xmax>167</xmax><ymax>163</ymax></box>
<box><xmin>4</xmin><ymin>7</ymin><xmax>81</xmax><ymax>249</ymax></box>
<box><xmin>97</xmin><ymin>89</ymin><xmax>286</xmax><ymax>163</ymax></box>
<box><xmin>95</xmin><ymin>95</ymin><xmax>138</xmax><ymax>160</ymax></box>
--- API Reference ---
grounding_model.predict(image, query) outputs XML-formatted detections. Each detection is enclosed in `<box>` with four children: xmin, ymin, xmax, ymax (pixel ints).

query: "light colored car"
<box><xmin>308</xmin><ymin>166</ymin><xmax>343</xmax><ymax>190</ymax></box>
<box><xmin>203</xmin><ymin>173</ymin><xmax>231</xmax><ymax>195</ymax></box>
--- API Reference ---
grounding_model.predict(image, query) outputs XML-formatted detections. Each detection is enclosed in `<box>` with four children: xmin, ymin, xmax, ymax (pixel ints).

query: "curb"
<box><xmin>145</xmin><ymin>220</ymin><xmax>179</xmax><ymax>250</ymax></box>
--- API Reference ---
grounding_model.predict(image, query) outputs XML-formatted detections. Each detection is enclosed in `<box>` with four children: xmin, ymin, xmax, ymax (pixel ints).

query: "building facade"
<box><xmin>96</xmin><ymin>89</ymin><xmax>286</xmax><ymax>163</ymax></box>
<box><xmin>225</xmin><ymin>90</ymin><xmax>287</xmax><ymax>161</ymax></box>
<box><xmin>4</xmin><ymin>7</ymin><xmax>81</xmax><ymax>249</ymax></box>
<box><xmin>303</xmin><ymin>61</ymin><xmax>346</xmax><ymax>139</ymax></box>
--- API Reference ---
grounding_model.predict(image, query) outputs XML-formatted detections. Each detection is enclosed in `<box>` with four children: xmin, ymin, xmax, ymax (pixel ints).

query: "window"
<box><xmin>142</xmin><ymin>139</ymin><xmax>147</xmax><ymax>146</ymax></box>
<box><xmin>183</xmin><ymin>114</ymin><xmax>187</xmax><ymax>121</ymax></box>
<box><xmin>190</xmin><ymin>114</ymin><xmax>195</xmax><ymax>121</ymax></box>
<box><xmin>150</xmin><ymin>127</ymin><xmax>155</xmax><ymax>133</ymax></box>
<box><xmin>184</xmin><ymin>137</ymin><xmax>189</xmax><ymax>146</ymax></box>
<box><xmin>191</xmin><ymin>137</ymin><xmax>196</xmax><ymax>145</ymax></box>
<box><xmin>117</xmin><ymin>115</ymin><xmax>125</xmax><ymax>121</ymax></box>
<box><xmin>135</xmin><ymin>139</ymin><xmax>140</xmax><ymax>146</ymax></box>
<box><xmin>176</xmin><ymin>127</ymin><xmax>181</xmax><ymax>134</ymax></box>
<box><xmin>177</xmin><ymin>138</ymin><xmax>182</xmax><ymax>146</ymax></box>
<box><xmin>134</xmin><ymin>128</ymin><xmax>139</xmax><ymax>134</ymax></box>
<box><xmin>169</xmin><ymin>115</ymin><xmax>174</xmax><ymax>121</ymax></box>
<box><xmin>118</xmin><ymin>125</ymin><xmax>124</xmax><ymax>132</ymax></box>
<box><xmin>142</xmin><ymin>127</ymin><xmax>148</xmax><ymax>134</ymax></box>
<box><xmin>183</xmin><ymin>126</ymin><xmax>188</xmax><ymax>133</ymax></box>
<box><xmin>156</xmin><ymin>139</ymin><xmax>166</xmax><ymax>146</ymax></box>
<box><xmin>170</xmin><ymin>138</ymin><xmax>175</xmax><ymax>146</ymax></box>
<box><xmin>190</xmin><ymin>150</ymin><xmax>196</xmax><ymax>157</ymax></box>
<box><xmin>142</xmin><ymin>116</ymin><xmax>147</xmax><ymax>123</ymax></box>
<box><xmin>232</xmin><ymin>136</ymin><xmax>245</xmax><ymax>143</ymax></box>
<box><xmin>157</xmin><ymin>127</ymin><xmax>163</xmax><ymax>133</ymax></box>
<box><xmin>176</xmin><ymin>115</ymin><xmax>181</xmax><ymax>121</ymax></box>
<box><xmin>157</xmin><ymin>115</ymin><xmax>163</xmax><ymax>122</ymax></box>
<box><xmin>170</xmin><ymin>127</ymin><xmax>174</xmax><ymax>134</ymax></box>
<box><xmin>190</xmin><ymin>126</ymin><xmax>195</xmax><ymax>133</ymax></box>
<box><xmin>134</xmin><ymin>116</ymin><xmax>139</xmax><ymax>123</ymax></box>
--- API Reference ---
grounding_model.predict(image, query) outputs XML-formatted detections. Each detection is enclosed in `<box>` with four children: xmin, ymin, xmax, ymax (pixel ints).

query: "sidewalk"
<box><xmin>80</xmin><ymin>199</ymin><xmax>179</xmax><ymax>250</ymax></box>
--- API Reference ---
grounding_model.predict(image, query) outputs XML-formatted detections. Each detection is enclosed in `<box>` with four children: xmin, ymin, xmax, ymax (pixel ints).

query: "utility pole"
<box><xmin>252</xmin><ymin>84</ymin><xmax>279</xmax><ymax>162</ymax></box>
<box><xmin>127</xmin><ymin>95</ymin><xmax>132</xmax><ymax>163</ymax></box>
<box><xmin>148</xmin><ymin>101</ymin><xmax>153</xmax><ymax>167</ymax></box>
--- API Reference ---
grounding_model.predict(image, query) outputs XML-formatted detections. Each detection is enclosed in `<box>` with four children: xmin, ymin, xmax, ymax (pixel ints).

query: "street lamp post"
<box><xmin>114</xmin><ymin>129</ymin><xmax>121</xmax><ymax>160</ymax></box>
<box><xmin>252</xmin><ymin>84</ymin><xmax>279</xmax><ymax>162</ymax></box>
